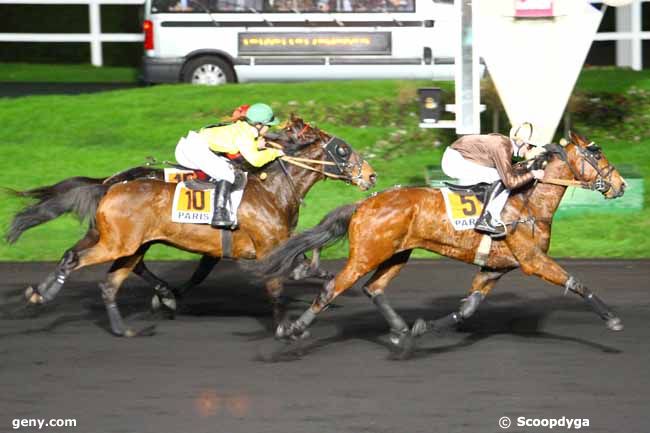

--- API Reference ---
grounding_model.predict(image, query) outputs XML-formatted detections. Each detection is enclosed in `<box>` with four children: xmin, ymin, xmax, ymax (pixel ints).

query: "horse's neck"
<box><xmin>524</xmin><ymin>155</ymin><xmax>572</xmax><ymax>220</ymax></box>
<box><xmin>260</xmin><ymin>149</ymin><xmax>324</xmax><ymax>212</ymax></box>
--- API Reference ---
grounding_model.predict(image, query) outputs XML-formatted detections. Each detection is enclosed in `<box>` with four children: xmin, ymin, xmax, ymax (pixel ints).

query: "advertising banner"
<box><xmin>238</xmin><ymin>32</ymin><xmax>392</xmax><ymax>55</ymax></box>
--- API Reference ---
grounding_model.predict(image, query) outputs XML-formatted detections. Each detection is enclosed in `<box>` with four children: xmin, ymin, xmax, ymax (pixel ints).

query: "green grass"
<box><xmin>0</xmin><ymin>71</ymin><xmax>648</xmax><ymax>261</ymax></box>
<box><xmin>0</xmin><ymin>63</ymin><xmax>139</xmax><ymax>83</ymax></box>
<box><xmin>575</xmin><ymin>66</ymin><xmax>650</xmax><ymax>93</ymax></box>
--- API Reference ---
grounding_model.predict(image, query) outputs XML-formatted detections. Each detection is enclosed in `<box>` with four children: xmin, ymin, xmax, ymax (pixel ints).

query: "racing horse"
<box><xmin>7</xmin><ymin>116</ymin><xmax>377</xmax><ymax>336</ymax></box>
<box><xmin>7</xmin><ymin>171</ymin><xmax>331</xmax><ymax>318</ymax></box>
<box><xmin>247</xmin><ymin>132</ymin><xmax>627</xmax><ymax>354</ymax></box>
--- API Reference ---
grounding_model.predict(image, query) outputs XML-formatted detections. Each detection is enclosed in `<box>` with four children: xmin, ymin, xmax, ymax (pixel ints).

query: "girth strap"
<box><xmin>221</xmin><ymin>229</ymin><xmax>233</xmax><ymax>259</ymax></box>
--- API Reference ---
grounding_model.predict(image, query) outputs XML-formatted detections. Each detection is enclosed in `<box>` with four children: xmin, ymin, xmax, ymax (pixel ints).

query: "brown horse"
<box><xmin>6</xmin><ymin>171</ymin><xmax>331</xmax><ymax>318</ymax></box>
<box><xmin>247</xmin><ymin>132</ymin><xmax>627</xmax><ymax>353</ymax></box>
<box><xmin>8</xmin><ymin>117</ymin><xmax>376</xmax><ymax>336</ymax></box>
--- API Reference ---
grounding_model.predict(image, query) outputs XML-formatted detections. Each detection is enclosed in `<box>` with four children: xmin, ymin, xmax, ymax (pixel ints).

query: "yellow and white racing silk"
<box><xmin>198</xmin><ymin>121</ymin><xmax>283</xmax><ymax>167</ymax></box>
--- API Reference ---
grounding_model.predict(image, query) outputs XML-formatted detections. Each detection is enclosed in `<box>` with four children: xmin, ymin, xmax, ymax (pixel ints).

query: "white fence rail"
<box><xmin>0</xmin><ymin>0</ymin><xmax>145</xmax><ymax>66</ymax></box>
<box><xmin>0</xmin><ymin>0</ymin><xmax>648</xmax><ymax>69</ymax></box>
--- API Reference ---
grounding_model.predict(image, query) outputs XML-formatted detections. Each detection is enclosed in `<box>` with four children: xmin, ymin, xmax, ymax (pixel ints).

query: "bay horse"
<box><xmin>7</xmin><ymin>174</ymin><xmax>332</xmax><ymax>317</ymax></box>
<box><xmin>7</xmin><ymin>117</ymin><xmax>376</xmax><ymax>336</ymax></box>
<box><xmin>247</xmin><ymin>132</ymin><xmax>627</xmax><ymax>353</ymax></box>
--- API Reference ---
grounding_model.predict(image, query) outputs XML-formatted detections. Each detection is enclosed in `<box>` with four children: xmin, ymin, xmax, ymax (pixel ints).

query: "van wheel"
<box><xmin>182</xmin><ymin>56</ymin><xmax>235</xmax><ymax>85</ymax></box>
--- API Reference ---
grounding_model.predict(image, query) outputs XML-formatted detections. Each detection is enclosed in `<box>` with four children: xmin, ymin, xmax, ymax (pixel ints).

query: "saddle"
<box><xmin>184</xmin><ymin>170</ymin><xmax>247</xmax><ymax>191</ymax></box>
<box><xmin>443</xmin><ymin>182</ymin><xmax>492</xmax><ymax>204</ymax></box>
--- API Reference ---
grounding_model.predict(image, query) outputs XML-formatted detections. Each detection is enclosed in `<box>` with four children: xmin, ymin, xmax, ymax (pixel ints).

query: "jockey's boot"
<box><xmin>474</xmin><ymin>181</ymin><xmax>506</xmax><ymax>238</ymax></box>
<box><xmin>211</xmin><ymin>180</ymin><xmax>234</xmax><ymax>228</ymax></box>
<box><xmin>474</xmin><ymin>212</ymin><xmax>506</xmax><ymax>237</ymax></box>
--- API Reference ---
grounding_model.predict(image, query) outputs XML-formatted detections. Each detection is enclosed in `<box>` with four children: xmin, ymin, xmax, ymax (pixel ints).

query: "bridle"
<box><xmin>543</xmin><ymin>142</ymin><xmax>620</xmax><ymax>196</ymax></box>
<box><xmin>277</xmin><ymin>124</ymin><xmax>366</xmax><ymax>184</ymax></box>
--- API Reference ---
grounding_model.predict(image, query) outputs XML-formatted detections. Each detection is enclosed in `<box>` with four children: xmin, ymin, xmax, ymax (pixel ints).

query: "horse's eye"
<box><xmin>336</xmin><ymin>145</ymin><xmax>349</xmax><ymax>157</ymax></box>
<box><xmin>586</xmin><ymin>145</ymin><xmax>602</xmax><ymax>158</ymax></box>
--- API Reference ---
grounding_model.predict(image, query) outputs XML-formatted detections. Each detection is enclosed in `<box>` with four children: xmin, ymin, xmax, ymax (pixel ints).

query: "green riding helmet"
<box><xmin>245</xmin><ymin>103</ymin><xmax>279</xmax><ymax>126</ymax></box>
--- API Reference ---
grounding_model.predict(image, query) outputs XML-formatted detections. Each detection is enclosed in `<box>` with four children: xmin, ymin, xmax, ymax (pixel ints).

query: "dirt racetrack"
<box><xmin>0</xmin><ymin>259</ymin><xmax>648</xmax><ymax>433</ymax></box>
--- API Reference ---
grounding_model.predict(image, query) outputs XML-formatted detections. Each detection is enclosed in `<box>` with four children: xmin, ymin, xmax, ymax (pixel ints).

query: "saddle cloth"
<box><xmin>167</xmin><ymin>168</ymin><xmax>247</xmax><ymax>225</ymax></box>
<box><xmin>440</xmin><ymin>187</ymin><xmax>484</xmax><ymax>231</ymax></box>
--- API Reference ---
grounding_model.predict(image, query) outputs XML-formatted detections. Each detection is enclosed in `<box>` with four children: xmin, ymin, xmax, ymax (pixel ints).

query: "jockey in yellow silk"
<box><xmin>175</xmin><ymin>103</ymin><xmax>284</xmax><ymax>228</ymax></box>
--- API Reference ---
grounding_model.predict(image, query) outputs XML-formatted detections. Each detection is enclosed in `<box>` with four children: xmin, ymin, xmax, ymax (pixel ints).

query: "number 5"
<box><xmin>460</xmin><ymin>195</ymin><xmax>477</xmax><ymax>216</ymax></box>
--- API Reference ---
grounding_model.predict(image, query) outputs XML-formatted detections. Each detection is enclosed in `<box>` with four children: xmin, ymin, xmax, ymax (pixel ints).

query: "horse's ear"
<box><xmin>289</xmin><ymin>113</ymin><xmax>302</xmax><ymax>125</ymax></box>
<box><xmin>569</xmin><ymin>130</ymin><xmax>588</xmax><ymax>147</ymax></box>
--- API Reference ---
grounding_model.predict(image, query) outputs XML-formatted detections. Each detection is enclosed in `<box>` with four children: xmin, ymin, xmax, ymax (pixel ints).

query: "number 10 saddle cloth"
<box><xmin>164</xmin><ymin>168</ymin><xmax>247</xmax><ymax>226</ymax></box>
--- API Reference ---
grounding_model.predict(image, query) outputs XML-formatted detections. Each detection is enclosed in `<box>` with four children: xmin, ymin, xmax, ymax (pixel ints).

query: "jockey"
<box><xmin>441</xmin><ymin>122</ymin><xmax>545</xmax><ymax>237</ymax></box>
<box><xmin>175</xmin><ymin>103</ymin><xmax>284</xmax><ymax>228</ymax></box>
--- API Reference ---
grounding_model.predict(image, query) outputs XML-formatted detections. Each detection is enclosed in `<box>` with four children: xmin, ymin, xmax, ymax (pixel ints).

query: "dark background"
<box><xmin>2</xmin><ymin>3</ymin><xmax>650</xmax><ymax>68</ymax></box>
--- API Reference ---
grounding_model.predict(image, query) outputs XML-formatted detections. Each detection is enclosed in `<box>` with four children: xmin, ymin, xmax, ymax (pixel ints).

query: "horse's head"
<box><xmin>557</xmin><ymin>131</ymin><xmax>627</xmax><ymax>199</ymax></box>
<box><xmin>277</xmin><ymin>115</ymin><xmax>377</xmax><ymax>191</ymax></box>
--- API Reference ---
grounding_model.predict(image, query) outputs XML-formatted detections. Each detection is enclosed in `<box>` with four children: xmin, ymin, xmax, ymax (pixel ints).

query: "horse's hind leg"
<box><xmin>26</xmin><ymin>228</ymin><xmax>99</xmax><ymax>304</ymax></box>
<box><xmin>289</xmin><ymin>249</ymin><xmax>334</xmax><ymax>281</ymax></box>
<box><xmin>411</xmin><ymin>268</ymin><xmax>505</xmax><ymax>337</ymax></box>
<box><xmin>363</xmin><ymin>250</ymin><xmax>412</xmax><ymax>345</ymax></box>
<box><xmin>101</xmin><ymin>253</ymin><xmax>145</xmax><ymax>337</ymax></box>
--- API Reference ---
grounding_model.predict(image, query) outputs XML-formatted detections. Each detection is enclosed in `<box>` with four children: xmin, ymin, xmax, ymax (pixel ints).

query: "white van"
<box><xmin>142</xmin><ymin>0</ymin><xmax>456</xmax><ymax>85</ymax></box>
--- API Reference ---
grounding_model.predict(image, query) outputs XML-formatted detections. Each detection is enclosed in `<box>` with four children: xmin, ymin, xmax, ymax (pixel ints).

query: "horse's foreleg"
<box><xmin>265</xmin><ymin>277</ymin><xmax>288</xmax><ymax>329</ymax></box>
<box><xmin>175</xmin><ymin>255</ymin><xmax>220</xmax><ymax>297</ymax></box>
<box><xmin>133</xmin><ymin>258</ymin><xmax>178</xmax><ymax>318</ymax></box>
<box><xmin>363</xmin><ymin>250</ymin><xmax>412</xmax><ymax>345</ymax></box>
<box><xmin>411</xmin><ymin>269</ymin><xmax>505</xmax><ymax>337</ymax></box>
<box><xmin>510</xmin><ymin>240</ymin><xmax>623</xmax><ymax>331</ymax></box>
<box><xmin>564</xmin><ymin>275</ymin><xmax>623</xmax><ymax>331</ymax></box>
<box><xmin>101</xmin><ymin>253</ymin><xmax>145</xmax><ymax>337</ymax></box>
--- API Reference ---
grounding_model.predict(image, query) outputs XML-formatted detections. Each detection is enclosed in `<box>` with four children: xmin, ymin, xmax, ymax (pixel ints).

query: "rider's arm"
<box><xmin>239</xmin><ymin>140</ymin><xmax>284</xmax><ymax>167</ymax></box>
<box><xmin>489</xmin><ymin>138</ymin><xmax>535</xmax><ymax>190</ymax></box>
<box><xmin>234</xmin><ymin>124</ymin><xmax>284</xmax><ymax>167</ymax></box>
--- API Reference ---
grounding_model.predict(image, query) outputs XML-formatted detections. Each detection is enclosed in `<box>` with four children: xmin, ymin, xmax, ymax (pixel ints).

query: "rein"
<box><xmin>280</xmin><ymin>156</ymin><xmax>349</xmax><ymax>180</ymax></box>
<box><xmin>543</xmin><ymin>142</ymin><xmax>617</xmax><ymax>194</ymax></box>
<box><xmin>268</xmin><ymin>138</ymin><xmax>363</xmax><ymax>182</ymax></box>
<box><xmin>540</xmin><ymin>178</ymin><xmax>585</xmax><ymax>188</ymax></box>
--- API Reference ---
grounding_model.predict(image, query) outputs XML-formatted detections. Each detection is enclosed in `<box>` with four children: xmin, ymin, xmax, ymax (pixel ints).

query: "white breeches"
<box><xmin>441</xmin><ymin>147</ymin><xmax>509</xmax><ymax>221</ymax></box>
<box><xmin>175</xmin><ymin>131</ymin><xmax>235</xmax><ymax>183</ymax></box>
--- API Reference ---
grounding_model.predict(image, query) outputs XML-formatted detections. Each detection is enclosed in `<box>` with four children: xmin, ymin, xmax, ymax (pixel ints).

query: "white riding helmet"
<box><xmin>509</xmin><ymin>122</ymin><xmax>534</xmax><ymax>147</ymax></box>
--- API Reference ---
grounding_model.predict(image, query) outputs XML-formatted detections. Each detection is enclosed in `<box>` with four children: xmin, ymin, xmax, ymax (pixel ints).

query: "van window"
<box><xmin>151</xmin><ymin>0</ymin><xmax>414</xmax><ymax>13</ymax></box>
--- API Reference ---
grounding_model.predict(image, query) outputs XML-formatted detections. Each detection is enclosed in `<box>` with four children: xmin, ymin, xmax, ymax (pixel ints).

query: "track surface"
<box><xmin>0</xmin><ymin>259</ymin><xmax>648</xmax><ymax>433</ymax></box>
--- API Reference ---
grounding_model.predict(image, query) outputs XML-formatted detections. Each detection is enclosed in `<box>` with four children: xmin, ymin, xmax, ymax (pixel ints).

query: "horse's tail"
<box><xmin>5</xmin><ymin>166</ymin><xmax>161</xmax><ymax>244</ymax></box>
<box><xmin>244</xmin><ymin>203</ymin><xmax>359</xmax><ymax>278</ymax></box>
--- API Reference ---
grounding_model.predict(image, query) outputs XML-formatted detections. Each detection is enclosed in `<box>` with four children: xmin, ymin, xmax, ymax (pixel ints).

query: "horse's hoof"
<box><xmin>411</xmin><ymin>318</ymin><xmax>428</xmax><ymax>337</ymax></box>
<box><xmin>388</xmin><ymin>331</ymin><xmax>416</xmax><ymax>360</ymax></box>
<box><xmin>317</xmin><ymin>270</ymin><xmax>335</xmax><ymax>280</ymax></box>
<box><xmin>151</xmin><ymin>295</ymin><xmax>177</xmax><ymax>319</ymax></box>
<box><xmin>151</xmin><ymin>294</ymin><xmax>161</xmax><ymax>312</ymax></box>
<box><xmin>292</xmin><ymin>330</ymin><xmax>310</xmax><ymax>341</ymax></box>
<box><xmin>606</xmin><ymin>317</ymin><xmax>624</xmax><ymax>332</ymax></box>
<box><xmin>275</xmin><ymin>320</ymin><xmax>294</xmax><ymax>340</ymax></box>
<box><xmin>25</xmin><ymin>287</ymin><xmax>44</xmax><ymax>305</ymax></box>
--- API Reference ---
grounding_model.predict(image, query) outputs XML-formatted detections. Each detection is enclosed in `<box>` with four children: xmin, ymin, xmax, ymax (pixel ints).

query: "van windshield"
<box><xmin>151</xmin><ymin>0</ymin><xmax>415</xmax><ymax>13</ymax></box>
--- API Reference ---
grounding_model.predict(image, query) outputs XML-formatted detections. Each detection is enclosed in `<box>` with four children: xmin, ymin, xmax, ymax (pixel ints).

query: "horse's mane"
<box><xmin>245</xmin><ymin>116</ymin><xmax>326</xmax><ymax>175</ymax></box>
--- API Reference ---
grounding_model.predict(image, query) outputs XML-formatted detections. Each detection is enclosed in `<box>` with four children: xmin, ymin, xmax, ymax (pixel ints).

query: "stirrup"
<box><xmin>475</xmin><ymin>214</ymin><xmax>506</xmax><ymax>238</ymax></box>
<box><xmin>211</xmin><ymin>208</ymin><xmax>233</xmax><ymax>228</ymax></box>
